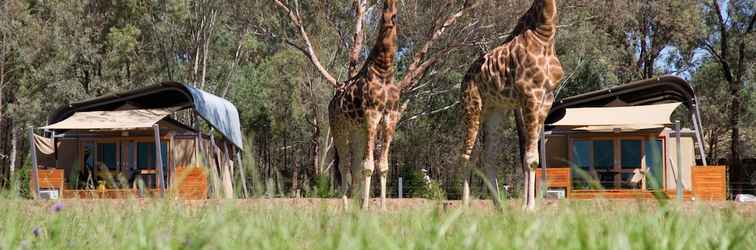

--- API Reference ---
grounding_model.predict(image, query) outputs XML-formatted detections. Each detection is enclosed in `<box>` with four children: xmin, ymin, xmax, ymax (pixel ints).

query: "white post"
<box><xmin>153</xmin><ymin>124</ymin><xmax>165</xmax><ymax>196</ymax></box>
<box><xmin>398</xmin><ymin>177</ymin><xmax>403</xmax><ymax>199</ymax></box>
<box><xmin>675</xmin><ymin>120</ymin><xmax>683</xmax><ymax>201</ymax></box>
<box><xmin>28</xmin><ymin>127</ymin><xmax>40</xmax><ymax>198</ymax></box>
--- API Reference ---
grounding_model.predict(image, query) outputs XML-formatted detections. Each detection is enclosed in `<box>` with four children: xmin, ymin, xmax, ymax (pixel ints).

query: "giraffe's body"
<box><xmin>329</xmin><ymin>0</ymin><xmax>399</xmax><ymax>209</ymax></box>
<box><xmin>460</xmin><ymin>0</ymin><xmax>563</xmax><ymax>210</ymax></box>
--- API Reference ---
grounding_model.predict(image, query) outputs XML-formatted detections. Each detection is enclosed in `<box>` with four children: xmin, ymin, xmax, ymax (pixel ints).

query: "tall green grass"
<box><xmin>0</xmin><ymin>199</ymin><xmax>753</xmax><ymax>249</ymax></box>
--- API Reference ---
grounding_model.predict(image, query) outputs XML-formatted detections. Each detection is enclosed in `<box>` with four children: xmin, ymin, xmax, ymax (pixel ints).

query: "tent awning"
<box><xmin>42</xmin><ymin>109</ymin><xmax>174</xmax><ymax>130</ymax></box>
<box><xmin>550</xmin><ymin>102</ymin><xmax>681</xmax><ymax>131</ymax></box>
<box><xmin>47</xmin><ymin>82</ymin><xmax>244</xmax><ymax>149</ymax></box>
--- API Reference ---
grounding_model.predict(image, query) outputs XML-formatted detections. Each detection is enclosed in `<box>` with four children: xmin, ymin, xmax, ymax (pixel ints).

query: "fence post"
<box><xmin>398</xmin><ymin>177</ymin><xmax>403</xmax><ymax>199</ymax></box>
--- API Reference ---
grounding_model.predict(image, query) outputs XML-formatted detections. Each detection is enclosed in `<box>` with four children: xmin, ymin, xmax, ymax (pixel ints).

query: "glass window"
<box><xmin>97</xmin><ymin>143</ymin><xmax>118</xmax><ymax>170</ymax></box>
<box><xmin>645</xmin><ymin>140</ymin><xmax>664</xmax><ymax>189</ymax></box>
<box><xmin>137</xmin><ymin>142</ymin><xmax>168</xmax><ymax>169</ymax></box>
<box><xmin>620</xmin><ymin>140</ymin><xmax>642</xmax><ymax>169</ymax></box>
<box><xmin>571</xmin><ymin>140</ymin><xmax>593</xmax><ymax>189</ymax></box>
<box><xmin>83</xmin><ymin>143</ymin><xmax>95</xmax><ymax>171</ymax></box>
<box><xmin>593</xmin><ymin>140</ymin><xmax>613</xmax><ymax>170</ymax></box>
<box><xmin>572</xmin><ymin>140</ymin><xmax>592</xmax><ymax>169</ymax></box>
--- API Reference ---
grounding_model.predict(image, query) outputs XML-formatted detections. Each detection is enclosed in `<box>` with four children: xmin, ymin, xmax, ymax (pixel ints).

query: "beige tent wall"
<box><xmin>546</xmin><ymin>135</ymin><xmax>569</xmax><ymax>167</ymax></box>
<box><xmin>174</xmin><ymin>137</ymin><xmax>197</xmax><ymax>168</ymax></box>
<box><xmin>665</xmin><ymin>135</ymin><xmax>695</xmax><ymax>191</ymax></box>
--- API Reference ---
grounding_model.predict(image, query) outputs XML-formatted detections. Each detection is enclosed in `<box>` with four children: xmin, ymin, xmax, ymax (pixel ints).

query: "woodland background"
<box><xmin>0</xmin><ymin>0</ymin><xmax>753</xmax><ymax>198</ymax></box>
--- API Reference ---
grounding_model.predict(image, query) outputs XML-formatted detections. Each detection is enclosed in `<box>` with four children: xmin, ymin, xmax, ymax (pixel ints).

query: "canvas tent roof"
<box><xmin>550</xmin><ymin>103</ymin><xmax>681</xmax><ymax>132</ymax></box>
<box><xmin>546</xmin><ymin>75</ymin><xmax>697</xmax><ymax>124</ymax></box>
<box><xmin>47</xmin><ymin>82</ymin><xmax>243</xmax><ymax>149</ymax></box>
<box><xmin>43</xmin><ymin>109</ymin><xmax>174</xmax><ymax>130</ymax></box>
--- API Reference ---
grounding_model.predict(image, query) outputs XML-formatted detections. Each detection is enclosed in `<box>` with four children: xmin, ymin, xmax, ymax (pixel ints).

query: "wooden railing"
<box><xmin>535</xmin><ymin>167</ymin><xmax>571</xmax><ymax>197</ymax></box>
<box><xmin>30</xmin><ymin>169</ymin><xmax>65</xmax><ymax>198</ymax></box>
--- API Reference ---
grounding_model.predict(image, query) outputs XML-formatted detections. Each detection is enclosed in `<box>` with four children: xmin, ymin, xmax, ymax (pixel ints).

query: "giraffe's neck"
<box><xmin>362</xmin><ymin>0</ymin><xmax>398</xmax><ymax>81</ymax></box>
<box><xmin>534</xmin><ymin>0</ymin><xmax>557</xmax><ymax>41</ymax></box>
<box><xmin>505</xmin><ymin>0</ymin><xmax>558</xmax><ymax>44</ymax></box>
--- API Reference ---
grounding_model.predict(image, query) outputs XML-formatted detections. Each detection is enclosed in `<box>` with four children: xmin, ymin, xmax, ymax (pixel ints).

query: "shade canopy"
<box><xmin>550</xmin><ymin>102</ymin><xmax>681</xmax><ymax>131</ymax></box>
<box><xmin>546</xmin><ymin>75</ymin><xmax>696</xmax><ymax>124</ymax></box>
<box><xmin>43</xmin><ymin>109</ymin><xmax>174</xmax><ymax>130</ymax></box>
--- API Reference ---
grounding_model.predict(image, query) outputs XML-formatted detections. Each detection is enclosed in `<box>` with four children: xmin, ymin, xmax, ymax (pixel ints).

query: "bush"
<box><xmin>402</xmin><ymin>167</ymin><xmax>446</xmax><ymax>200</ymax></box>
<box><xmin>310</xmin><ymin>175</ymin><xmax>337</xmax><ymax>198</ymax></box>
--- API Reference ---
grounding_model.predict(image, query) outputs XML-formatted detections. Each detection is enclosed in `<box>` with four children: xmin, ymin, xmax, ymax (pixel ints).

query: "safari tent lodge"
<box><xmin>536</xmin><ymin>76</ymin><xmax>727</xmax><ymax>200</ymax></box>
<box><xmin>28</xmin><ymin>82</ymin><xmax>245</xmax><ymax>199</ymax></box>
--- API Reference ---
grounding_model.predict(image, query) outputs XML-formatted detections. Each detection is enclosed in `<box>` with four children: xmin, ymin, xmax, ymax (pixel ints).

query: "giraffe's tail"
<box><xmin>461</xmin><ymin>72</ymin><xmax>482</xmax><ymax>163</ymax></box>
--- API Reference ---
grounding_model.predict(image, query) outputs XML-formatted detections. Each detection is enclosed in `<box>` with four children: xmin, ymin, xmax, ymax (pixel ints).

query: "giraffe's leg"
<box><xmin>360</xmin><ymin>109</ymin><xmax>382</xmax><ymax>209</ymax></box>
<box><xmin>482</xmin><ymin>109</ymin><xmax>507</xmax><ymax>208</ymax></box>
<box><xmin>520</xmin><ymin>93</ymin><xmax>554</xmax><ymax>211</ymax></box>
<box><xmin>350</xmin><ymin>129</ymin><xmax>367</xmax><ymax>205</ymax></box>
<box><xmin>333</xmin><ymin>129</ymin><xmax>351</xmax><ymax>198</ymax></box>
<box><xmin>515</xmin><ymin>109</ymin><xmax>530</xmax><ymax>209</ymax></box>
<box><xmin>461</xmin><ymin>77</ymin><xmax>482</xmax><ymax>207</ymax></box>
<box><xmin>378</xmin><ymin>110</ymin><xmax>400</xmax><ymax>210</ymax></box>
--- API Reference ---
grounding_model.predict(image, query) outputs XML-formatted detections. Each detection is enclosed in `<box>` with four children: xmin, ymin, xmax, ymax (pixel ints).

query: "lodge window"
<box><xmin>570</xmin><ymin>137</ymin><xmax>664</xmax><ymax>190</ymax></box>
<box><xmin>76</xmin><ymin>140</ymin><xmax>169</xmax><ymax>189</ymax></box>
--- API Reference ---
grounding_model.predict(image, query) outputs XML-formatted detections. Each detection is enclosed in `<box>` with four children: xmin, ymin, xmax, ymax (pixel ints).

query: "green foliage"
<box><xmin>310</xmin><ymin>174</ymin><xmax>337</xmax><ymax>198</ymax></box>
<box><xmin>402</xmin><ymin>168</ymin><xmax>445</xmax><ymax>200</ymax></box>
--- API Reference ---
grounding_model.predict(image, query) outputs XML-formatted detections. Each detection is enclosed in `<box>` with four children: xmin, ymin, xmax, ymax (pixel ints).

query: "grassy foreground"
<box><xmin>1</xmin><ymin>199</ymin><xmax>754</xmax><ymax>250</ymax></box>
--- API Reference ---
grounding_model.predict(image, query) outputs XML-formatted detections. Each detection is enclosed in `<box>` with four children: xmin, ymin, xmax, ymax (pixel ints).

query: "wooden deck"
<box><xmin>31</xmin><ymin>167</ymin><xmax>209</xmax><ymax>200</ymax></box>
<box><xmin>569</xmin><ymin>189</ymin><xmax>693</xmax><ymax>200</ymax></box>
<box><xmin>62</xmin><ymin>189</ymin><xmax>160</xmax><ymax>199</ymax></box>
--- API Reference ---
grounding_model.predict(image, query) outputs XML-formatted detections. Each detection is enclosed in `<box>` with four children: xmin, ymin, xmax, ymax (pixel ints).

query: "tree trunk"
<box><xmin>9</xmin><ymin>125</ymin><xmax>16</xmax><ymax>184</ymax></box>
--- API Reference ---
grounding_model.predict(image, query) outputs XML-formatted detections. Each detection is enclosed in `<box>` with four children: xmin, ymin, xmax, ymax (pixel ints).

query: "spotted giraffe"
<box><xmin>329</xmin><ymin>0</ymin><xmax>399</xmax><ymax>209</ymax></box>
<box><xmin>460</xmin><ymin>0</ymin><xmax>563</xmax><ymax>210</ymax></box>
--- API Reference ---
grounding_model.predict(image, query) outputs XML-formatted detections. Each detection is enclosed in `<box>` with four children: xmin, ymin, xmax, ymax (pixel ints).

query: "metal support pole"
<box><xmin>691</xmin><ymin>105</ymin><xmax>708</xmax><ymax>166</ymax></box>
<box><xmin>675</xmin><ymin>120</ymin><xmax>683</xmax><ymax>201</ymax></box>
<box><xmin>398</xmin><ymin>177</ymin><xmax>403</xmax><ymax>199</ymax></box>
<box><xmin>153</xmin><ymin>125</ymin><xmax>165</xmax><ymax>196</ymax></box>
<box><xmin>28</xmin><ymin>127</ymin><xmax>40</xmax><ymax>199</ymax></box>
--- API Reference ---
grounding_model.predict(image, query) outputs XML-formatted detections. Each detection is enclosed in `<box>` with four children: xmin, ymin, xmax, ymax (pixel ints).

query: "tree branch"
<box><xmin>347</xmin><ymin>0</ymin><xmax>367</xmax><ymax>78</ymax></box>
<box><xmin>273</xmin><ymin>0</ymin><xmax>340</xmax><ymax>88</ymax></box>
<box><xmin>397</xmin><ymin>101</ymin><xmax>460</xmax><ymax>127</ymax></box>
<box><xmin>398</xmin><ymin>0</ymin><xmax>478</xmax><ymax>91</ymax></box>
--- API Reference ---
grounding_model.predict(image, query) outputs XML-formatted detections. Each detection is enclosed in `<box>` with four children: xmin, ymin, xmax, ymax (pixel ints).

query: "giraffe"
<box><xmin>329</xmin><ymin>0</ymin><xmax>399</xmax><ymax>209</ymax></box>
<box><xmin>460</xmin><ymin>0</ymin><xmax>563</xmax><ymax>210</ymax></box>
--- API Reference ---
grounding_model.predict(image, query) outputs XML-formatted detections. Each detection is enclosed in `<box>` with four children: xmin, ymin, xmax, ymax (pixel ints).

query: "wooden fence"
<box><xmin>173</xmin><ymin>167</ymin><xmax>209</xmax><ymax>200</ymax></box>
<box><xmin>691</xmin><ymin>165</ymin><xmax>728</xmax><ymax>201</ymax></box>
<box><xmin>535</xmin><ymin>167</ymin><xmax>571</xmax><ymax>197</ymax></box>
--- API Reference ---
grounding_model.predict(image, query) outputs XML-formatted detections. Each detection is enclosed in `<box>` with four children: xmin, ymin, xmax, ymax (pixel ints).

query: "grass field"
<box><xmin>1</xmin><ymin>198</ymin><xmax>755</xmax><ymax>250</ymax></box>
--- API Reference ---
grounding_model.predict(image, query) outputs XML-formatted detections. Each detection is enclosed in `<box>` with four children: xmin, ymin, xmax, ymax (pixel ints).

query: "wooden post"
<box><xmin>235</xmin><ymin>150</ymin><xmax>249</xmax><ymax>198</ymax></box>
<box><xmin>210</xmin><ymin>133</ymin><xmax>233</xmax><ymax>198</ymax></box>
<box><xmin>27</xmin><ymin>127</ymin><xmax>40</xmax><ymax>198</ymax></box>
<box><xmin>675</xmin><ymin>120</ymin><xmax>683</xmax><ymax>201</ymax></box>
<box><xmin>222</xmin><ymin>143</ymin><xmax>235</xmax><ymax>198</ymax></box>
<box><xmin>153</xmin><ymin>124</ymin><xmax>165</xmax><ymax>196</ymax></box>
